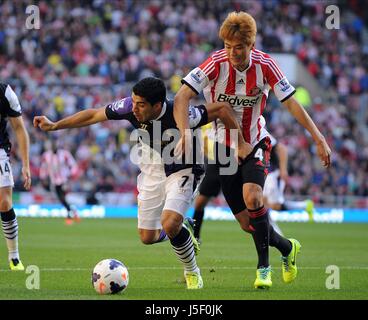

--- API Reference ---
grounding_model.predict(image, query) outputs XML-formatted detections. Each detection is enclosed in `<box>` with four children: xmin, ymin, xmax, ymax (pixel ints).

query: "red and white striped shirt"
<box><xmin>182</xmin><ymin>48</ymin><xmax>295</xmax><ymax>146</ymax></box>
<box><xmin>39</xmin><ymin>149</ymin><xmax>78</xmax><ymax>186</ymax></box>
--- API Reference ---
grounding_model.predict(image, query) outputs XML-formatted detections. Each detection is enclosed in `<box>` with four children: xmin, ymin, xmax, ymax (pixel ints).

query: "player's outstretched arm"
<box><xmin>33</xmin><ymin>107</ymin><xmax>108</xmax><ymax>131</ymax></box>
<box><xmin>205</xmin><ymin>102</ymin><xmax>253</xmax><ymax>160</ymax></box>
<box><xmin>282</xmin><ymin>96</ymin><xmax>331</xmax><ymax>167</ymax></box>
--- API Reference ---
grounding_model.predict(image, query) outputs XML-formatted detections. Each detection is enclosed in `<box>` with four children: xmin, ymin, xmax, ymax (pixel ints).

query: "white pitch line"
<box><xmin>1</xmin><ymin>266</ymin><xmax>368</xmax><ymax>272</ymax></box>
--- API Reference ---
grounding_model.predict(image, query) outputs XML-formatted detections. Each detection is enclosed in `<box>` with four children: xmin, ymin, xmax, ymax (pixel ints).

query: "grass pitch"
<box><xmin>0</xmin><ymin>217</ymin><xmax>367</xmax><ymax>300</ymax></box>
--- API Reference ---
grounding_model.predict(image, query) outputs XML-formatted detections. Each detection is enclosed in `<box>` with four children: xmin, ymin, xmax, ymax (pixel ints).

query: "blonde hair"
<box><xmin>219</xmin><ymin>11</ymin><xmax>257</xmax><ymax>46</ymax></box>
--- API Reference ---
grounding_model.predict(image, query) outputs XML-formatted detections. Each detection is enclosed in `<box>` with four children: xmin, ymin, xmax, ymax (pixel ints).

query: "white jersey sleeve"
<box><xmin>5</xmin><ymin>85</ymin><xmax>21</xmax><ymax>114</ymax></box>
<box><xmin>263</xmin><ymin>54</ymin><xmax>296</xmax><ymax>102</ymax></box>
<box><xmin>181</xmin><ymin>52</ymin><xmax>223</xmax><ymax>94</ymax></box>
<box><xmin>1</xmin><ymin>84</ymin><xmax>22</xmax><ymax>116</ymax></box>
<box><xmin>273</xmin><ymin>78</ymin><xmax>296</xmax><ymax>102</ymax></box>
<box><xmin>182</xmin><ymin>67</ymin><xmax>210</xmax><ymax>94</ymax></box>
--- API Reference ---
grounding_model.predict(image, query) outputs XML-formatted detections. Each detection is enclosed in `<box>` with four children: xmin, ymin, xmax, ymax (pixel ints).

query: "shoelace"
<box><xmin>11</xmin><ymin>258</ymin><xmax>20</xmax><ymax>266</ymax></box>
<box><xmin>259</xmin><ymin>267</ymin><xmax>270</xmax><ymax>279</ymax></box>
<box><xmin>281</xmin><ymin>257</ymin><xmax>289</xmax><ymax>272</ymax></box>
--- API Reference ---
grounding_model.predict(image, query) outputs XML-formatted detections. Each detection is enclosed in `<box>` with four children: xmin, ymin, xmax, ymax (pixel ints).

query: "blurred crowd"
<box><xmin>0</xmin><ymin>0</ymin><xmax>367</xmax><ymax>206</ymax></box>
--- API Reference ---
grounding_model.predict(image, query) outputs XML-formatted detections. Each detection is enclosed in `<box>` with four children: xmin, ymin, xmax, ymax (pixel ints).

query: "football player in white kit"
<box><xmin>34</xmin><ymin>77</ymin><xmax>249</xmax><ymax>290</ymax></box>
<box><xmin>263</xmin><ymin>135</ymin><xmax>315</xmax><ymax>226</ymax></box>
<box><xmin>0</xmin><ymin>83</ymin><xmax>31</xmax><ymax>270</ymax></box>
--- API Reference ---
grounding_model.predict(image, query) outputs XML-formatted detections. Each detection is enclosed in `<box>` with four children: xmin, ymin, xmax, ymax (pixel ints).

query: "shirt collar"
<box><xmin>152</xmin><ymin>100</ymin><xmax>167</xmax><ymax>121</ymax></box>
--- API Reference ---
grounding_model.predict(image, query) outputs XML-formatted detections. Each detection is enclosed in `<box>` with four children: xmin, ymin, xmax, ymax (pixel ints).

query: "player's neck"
<box><xmin>233</xmin><ymin>56</ymin><xmax>251</xmax><ymax>72</ymax></box>
<box><xmin>235</xmin><ymin>61</ymin><xmax>249</xmax><ymax>72</ymax></box>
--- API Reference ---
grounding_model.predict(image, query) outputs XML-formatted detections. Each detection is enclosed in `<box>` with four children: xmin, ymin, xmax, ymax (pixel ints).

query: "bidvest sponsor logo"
<box><xmin>217</xmin><ymin>93</ymin><xmax>260</xmax><ymax>107</ymax></box>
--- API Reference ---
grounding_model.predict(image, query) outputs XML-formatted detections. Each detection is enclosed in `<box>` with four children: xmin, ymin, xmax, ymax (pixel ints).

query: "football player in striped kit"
<box><xmin>0</xmin><ymin>83</ymin><xmax>31</xmax><ymax>271</ymax></box>
<box><xmin>174</xmin><ymin>11</ymin><xmax>331</xmax><ymax>289</ymax></box>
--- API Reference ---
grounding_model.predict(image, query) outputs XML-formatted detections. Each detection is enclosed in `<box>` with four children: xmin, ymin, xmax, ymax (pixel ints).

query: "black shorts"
<box><xmin>198</xmin><ymin>163</ymin><xmax>221</xmax><ymax>198</ymax></box>
<box><xmin>218</xmin><ymin>137</ymin><xmax>272</xmax><ymax>215</ymax></box>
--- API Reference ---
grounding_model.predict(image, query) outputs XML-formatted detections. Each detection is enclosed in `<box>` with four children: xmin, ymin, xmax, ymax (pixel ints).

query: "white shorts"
<box><xmin>263</xmin><ymin>170</ymin><xmax>285</xmax><ymax>205</ymax></box>
<box><xmin>0</xmin><ymin>149</ymin><xmax>14</xmax><ymax>188</ymax></box>
<box><xmin>137</xmin><ymin>168</ymin><xmax>200</xmax><ymax>230</ymax></box>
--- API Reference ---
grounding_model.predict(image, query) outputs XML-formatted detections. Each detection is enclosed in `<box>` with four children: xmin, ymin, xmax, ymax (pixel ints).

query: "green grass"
<box><xmin>0</xmin><ymin>218</ymin><xmax>367</xmax><ymax>300</ymax></box>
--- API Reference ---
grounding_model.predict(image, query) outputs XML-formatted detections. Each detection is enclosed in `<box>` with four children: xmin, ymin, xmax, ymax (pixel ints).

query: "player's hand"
<box><xmin>33</xmin><ymin>116</ymin><xmax>56</xmax><ymax>131</ymax></box>
<box><xmin>316</xmin><ymin>138</ymin><xmax>331</xmax><ymax>168</ymax></box>
<box><xmin>22</xmin><ymin>166</ymin><xmax>31</xmax><ymax>190</ymax></box>
<box><xmin>237</xmin><ymin>141</ymin><xmax>253</xmax><ymax>163</ymax></box>
<box><xmin>174</xmin><ymin>129</ymin><xmax>193</xmax><ymax>159</ymax></box>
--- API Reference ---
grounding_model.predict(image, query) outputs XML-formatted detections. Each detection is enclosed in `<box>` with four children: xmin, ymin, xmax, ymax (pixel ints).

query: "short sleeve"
<box><xmin>263</xmin><ymin>55</ymin><xmax>296</xmax><ymax>102</ymax></box>
<box><xmin>2</xmin><ymin>84</ymin><xmax>22</xmax><ymax>117</ymax></box>
<box><xmin>105</xmin><ymin>97</ymin><xmax>133</xmax><ymax>120</ymax></box>
<box><xmin>181</xmin><ymin>54</ymin><xmax>220</xmax><ymax>94</ymax></box>
<box><xmin>189</xmin><ymin>105</ymin><xmax>208</xmax><ymax>129</ymax></box>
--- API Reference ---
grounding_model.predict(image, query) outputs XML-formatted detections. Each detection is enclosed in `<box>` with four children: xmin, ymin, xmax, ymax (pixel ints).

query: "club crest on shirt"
<box><xmin>248</xmin><ymin>87</ymin><xmax>262</xmax><ymax>96</ymax></box>
<box><xmin>110</xmin><ymin>99</ymin><xmax>125</xmax><ymax>112</ymax></box>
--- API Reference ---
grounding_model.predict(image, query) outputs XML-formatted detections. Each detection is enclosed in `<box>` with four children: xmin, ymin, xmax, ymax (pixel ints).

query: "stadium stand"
<box><xmin>0</xmin><ymin>0</ymin><xmax>367</xmax><ymax>207</ymax></box>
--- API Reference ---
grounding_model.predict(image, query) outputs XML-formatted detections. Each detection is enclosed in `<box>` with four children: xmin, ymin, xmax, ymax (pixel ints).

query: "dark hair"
<box><xmin>132</xmin><ymin>77</ymin><xmax>166</xmax><ymax>106</ymax></box>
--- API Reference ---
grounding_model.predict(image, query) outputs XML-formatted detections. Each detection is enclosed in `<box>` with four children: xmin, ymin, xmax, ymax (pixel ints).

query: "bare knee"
<box><xmin>243</xmin><ymin>184</ymin><xmax>263</xmax><ymax>209</ymax></box>
<box><xmin>0</xmin><ymin>192</ymin><xmax>12</xmax><ymax>212</ymax></box>
<box><xmin>138</xmin><ymin>229</ymin><xmax>159</xmax><ymax>245</ymax></box>
<box><xmin>161</xmin><ymin>213</ymin><xmax>183</xmax><ymax>239</ymax></box>
<box><xmin>0</xmin><ymin>187</ymin><xmax>13</xmax><ymax>212</ymax></box>
<box><xmin>162</xmin><ymin>221</ymin><xmax>181</xmax><ymax>239</ymax></box>
<box><xmin>140</xmin><ymin>237</ymin><xmax>154</xmax><ymax>245</ymax></box>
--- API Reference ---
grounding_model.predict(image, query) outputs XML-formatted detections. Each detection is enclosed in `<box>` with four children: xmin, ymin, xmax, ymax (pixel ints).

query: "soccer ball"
<box><xmin>92</xmin><ymin>259</ymin><xmax>129</xmax><ymax>294</ymax></box>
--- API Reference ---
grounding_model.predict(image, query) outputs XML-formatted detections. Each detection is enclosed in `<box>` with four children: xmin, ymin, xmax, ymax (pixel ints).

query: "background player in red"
<box><xmin>40</xmin><ymin>138</ymin><xmax>80</xmax><ymax>225</ymax></box>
